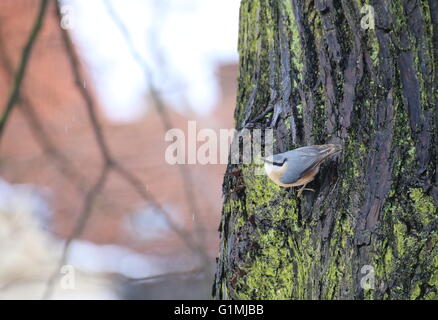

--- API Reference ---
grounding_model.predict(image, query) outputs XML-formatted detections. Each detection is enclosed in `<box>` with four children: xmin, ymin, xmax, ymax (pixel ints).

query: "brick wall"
<box><xmin>0</xmin><ymin>0</ymin><xmax>237</xmax><ymax>259</ymax></box>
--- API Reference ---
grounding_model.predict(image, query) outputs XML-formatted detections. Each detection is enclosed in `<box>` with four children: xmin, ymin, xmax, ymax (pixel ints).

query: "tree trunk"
<box><xmin>213</xmin><ymin>0</ymin><xmax>438</xmax><ymax>300</ymax></box>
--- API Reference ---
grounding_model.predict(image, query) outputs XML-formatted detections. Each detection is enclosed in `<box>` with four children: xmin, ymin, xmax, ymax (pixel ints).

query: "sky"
<box><xmin>61</xmin><ymin>0</ymin><xmax>240</xmax><ymax>122</ymax></box>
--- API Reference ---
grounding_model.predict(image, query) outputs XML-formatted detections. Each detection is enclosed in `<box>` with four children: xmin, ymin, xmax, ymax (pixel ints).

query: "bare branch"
<box><xmin>103</xmin><ymin>0</ymin><xmax>205</xmax><ymax>249</ymax></box>
<box><xmin>42</xmin><ymin>165</ymin><xmax>110</xmax><ymax>299</ymax></box>
<box><xmin>0</xmin><ymin>0</ymin><xmax>49</xmax><ymax>139</ymax></box>
<box><xmin>125</xmin><ymin>267</ymin><xmax>205</xmax><ymax>284</ymax></box>
<box><xmin>53</xmin><ymin>0</ymin><xmax>201</xmax><ymax>254</ymax></box>
<box><xmin>0</xmin><ymin>29</ymin><xmax>88</xmax><ymax>193</ymax></box>
<box><xmin>112</xmin><ymin>163</ymin><xmax>204</xmax><ymax>254</ymax></box>
<box><xmin>55</xmin><ymin>5</ymin><xmax>112</xmax><ymax>164</ymax></box>
<box><xmin>41</xmin><ymin>1</ymin><xmax>208</xmax><ymax>299</ymax></box>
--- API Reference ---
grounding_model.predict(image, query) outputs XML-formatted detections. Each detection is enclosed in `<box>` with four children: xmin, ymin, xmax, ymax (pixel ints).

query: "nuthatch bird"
<box><xmin>262</xmin><ymin>144</ymin><xmax>342</xmax><ymax>196</ymax></box>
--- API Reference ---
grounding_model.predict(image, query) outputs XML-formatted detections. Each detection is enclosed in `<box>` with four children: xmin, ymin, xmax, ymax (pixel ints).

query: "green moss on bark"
<box><xmin>215</xmin><ymin>0</ymin><xmax>438</xmax><ymax>300</ymax></box>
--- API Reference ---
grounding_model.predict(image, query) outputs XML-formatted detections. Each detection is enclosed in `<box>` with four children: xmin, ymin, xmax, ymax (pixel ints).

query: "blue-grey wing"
<box><xmin>278</xmin><ymin>146</ymin><xmax>331</xmax><ymax>184</ymax></box>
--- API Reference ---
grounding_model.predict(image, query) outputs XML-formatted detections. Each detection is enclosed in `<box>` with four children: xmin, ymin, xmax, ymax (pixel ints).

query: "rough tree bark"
<box><xmin>213</xmin><ymin>0</ymin><xmax>437</xmax><ymax>299</ymax></box>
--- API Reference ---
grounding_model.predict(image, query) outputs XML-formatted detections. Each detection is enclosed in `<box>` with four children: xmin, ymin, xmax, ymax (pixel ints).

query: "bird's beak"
<box><xmin>262</xmin><ymin>156</ymin><xmax>285</xmax><ymax>166</ymax></box>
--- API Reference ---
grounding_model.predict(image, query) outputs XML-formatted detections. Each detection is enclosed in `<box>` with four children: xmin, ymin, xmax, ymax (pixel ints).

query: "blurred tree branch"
<box><xmin>42</xmin><ymin>165</ymin><xmax>110</xmax><ymax>299</ymax></box>
<box><xmin>42</xmin><ymin>0</ymin><xmax>209</xmax><ymax>299</ymax></box>
<box><xmin>126</xmin><ymin>266</ymin><xmax>204</xmax><ymax>284</ymax></box>
<box><xmin>0</xmin><ymin>0</ymin><xmax>49</xmax><ymax>139</ymax></box>
<box><xmin>103</xmin><ymin>0</ymin><xmax>206</xmax><ymax>251</ymax></box>
<box><xmin>0</xmin><ymin>29</ymin><xmax>88</xmax><ymax>193</ymax></box>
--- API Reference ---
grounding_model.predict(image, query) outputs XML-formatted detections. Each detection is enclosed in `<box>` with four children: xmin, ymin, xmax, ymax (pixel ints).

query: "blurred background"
<box><xmin>0</xmin><ymin>0</ymin><xmax>238</xmax><ymax>299</ymax></box>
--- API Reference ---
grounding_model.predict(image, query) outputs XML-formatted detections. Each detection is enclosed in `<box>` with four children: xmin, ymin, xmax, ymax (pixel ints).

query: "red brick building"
<box><xmin>0</xmin><ymin>0</ymin><xmax>237</xmax><ymax>264</ymax></box>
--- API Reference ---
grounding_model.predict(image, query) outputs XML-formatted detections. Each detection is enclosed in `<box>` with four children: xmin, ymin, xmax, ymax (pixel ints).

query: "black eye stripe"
<box><xmin>264</xmin><ymin>157</ymin><xmax>286</xmax><ymax>166</ymax></box>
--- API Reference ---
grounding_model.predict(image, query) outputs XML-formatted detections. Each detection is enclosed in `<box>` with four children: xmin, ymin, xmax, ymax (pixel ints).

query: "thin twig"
<box><xmin>0</xmin><ymin>0</ymin><xmax>49</xmax><ymax>139</ymax></box>
<box><xmin>126</xmin><ymin>267</ymin><xmax>205</xmax><ymax>284</ymax></box>
<box><xmin>42</xmin><ymin>165</ymin><xmax>110</xmax><ymax>299</ymax></box>
<box><xmin>0</xmin><ymin>29</ymin><xmax>88</xmax><ymax>193</ymax></box>
<box><xmin>112</xmin><ymin>163</ymin><xmax>204</xmax><ymax>254</ymax></box>
<box><xmin>103</xmin><ymin>0</ymin><xmax>205</xmax><ymax>249</ymax></box>
<box><xmin>55</xmin><ymin>6</ymin><xmax>112</xmax><ymax>164</ymax></box>
<box><xmin>41</xmin><ymin>1</ymin><xmax>207</xmax><ymax>299</ymax></box>
<box><xmin>53</xmin><ymin>1</ymin><xmax>200</xmax><ymax>254</ymax></box>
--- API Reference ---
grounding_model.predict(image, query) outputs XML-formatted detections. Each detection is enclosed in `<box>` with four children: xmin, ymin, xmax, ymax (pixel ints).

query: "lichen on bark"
<box><xmin>214</xmin><ymin>0</ymin><xmax>438</xmax><ymax>300</ymax></box>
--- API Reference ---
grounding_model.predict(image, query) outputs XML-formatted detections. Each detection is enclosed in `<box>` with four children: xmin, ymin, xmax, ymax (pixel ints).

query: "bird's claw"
<box><xmin>297</xmin><ymin>185</ymin><xmax>315</xmax><ymax>197</ymax></box>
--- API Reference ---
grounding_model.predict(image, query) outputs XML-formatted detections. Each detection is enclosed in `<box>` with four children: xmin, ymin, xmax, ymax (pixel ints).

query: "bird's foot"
<box><xmin>297</xmin><ymin>185</ymin><xmax>315</xmax><ymax>197</ymax></box>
